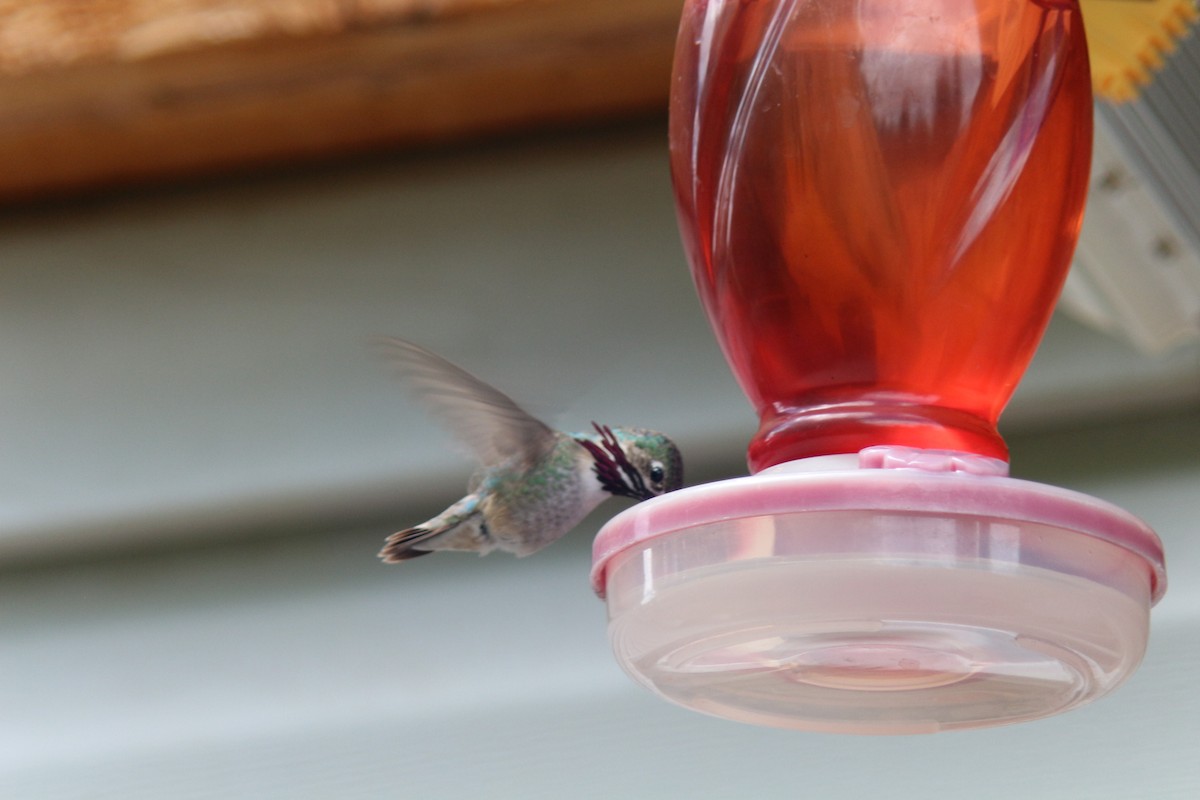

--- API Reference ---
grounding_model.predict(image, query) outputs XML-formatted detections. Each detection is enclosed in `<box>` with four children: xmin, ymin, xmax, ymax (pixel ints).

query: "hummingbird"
<box><xmin>373</xmin><ymin>337</ymin><xmax>683</xmax><ymax>562</ymax></box>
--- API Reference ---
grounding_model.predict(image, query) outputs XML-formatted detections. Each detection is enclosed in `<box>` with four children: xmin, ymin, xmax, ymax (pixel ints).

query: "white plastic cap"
<box><xmin>592</xmin><ymin>447</ymin><xmax>1166</xmax><ymax>734</ymax></box>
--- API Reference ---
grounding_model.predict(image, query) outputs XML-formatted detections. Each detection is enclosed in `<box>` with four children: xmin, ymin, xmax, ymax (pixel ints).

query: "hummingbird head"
<box><xmin>578</xmin><ymin>423</ymin><xmax>684</xmax><ymax>501</ymax></box>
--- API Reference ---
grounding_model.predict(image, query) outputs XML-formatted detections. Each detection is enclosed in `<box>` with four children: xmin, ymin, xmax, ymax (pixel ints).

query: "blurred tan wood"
<box><xmin>0</xmin><ymin>0</ymin><xmax>683</xmax><ymax>201</ymax></box>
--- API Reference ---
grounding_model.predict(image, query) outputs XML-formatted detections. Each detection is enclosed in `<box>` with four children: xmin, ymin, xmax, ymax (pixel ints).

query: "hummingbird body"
<box><xmin>387</xmin><ymin>434</ymin><xmax>607</xmax><ymax>558</ymax></box>
<box><xmin>374</xmin><ymin>338</ymin><xmax>683</xmax><ymax>562</ymax></box>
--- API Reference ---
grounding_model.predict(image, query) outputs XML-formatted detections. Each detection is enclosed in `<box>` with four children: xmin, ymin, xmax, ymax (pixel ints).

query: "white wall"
<box><xmin>1</xmin><ymin>410</ymin><xmax>1197</xmax><ymax>799</ymax></box>
<box><xmin>1</xmin><ymin>124</ymin><xmax>1197</xmax><ymax>798</ymax></box>
<box><xmin>1</xmin><ymin>125</ymin><xmax>1197</xmax><ymax>561</ymax></box>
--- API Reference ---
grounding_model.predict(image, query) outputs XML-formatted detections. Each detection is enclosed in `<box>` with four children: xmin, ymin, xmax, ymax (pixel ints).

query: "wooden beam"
<box><xmin>0</xmin><ymin>0</ymin><xmax>683</xmax><ymax>202</ymax></box>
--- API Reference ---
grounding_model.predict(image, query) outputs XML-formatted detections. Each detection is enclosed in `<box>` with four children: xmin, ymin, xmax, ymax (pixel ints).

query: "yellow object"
<box><xmin>1084</xmin><ymin>0</ymin><xmax>1198</xmax><ymax>101</ymax></box>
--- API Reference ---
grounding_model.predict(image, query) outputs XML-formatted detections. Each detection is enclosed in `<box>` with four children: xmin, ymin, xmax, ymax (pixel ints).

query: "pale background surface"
<box><xmin>1</xmin><ymin>124</ymin><xmax>1198</xmax><ymax>797</ymax></box>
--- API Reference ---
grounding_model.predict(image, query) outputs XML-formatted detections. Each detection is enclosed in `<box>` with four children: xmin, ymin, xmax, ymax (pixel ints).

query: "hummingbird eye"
<box><xmin>649</xmin><ymin>462</ymin><xmax>665</xmax><ymax>485</ymax></box>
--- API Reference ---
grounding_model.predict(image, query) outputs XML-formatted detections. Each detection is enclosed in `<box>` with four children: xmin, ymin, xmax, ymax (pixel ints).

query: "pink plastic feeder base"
<box><xmin>592</xmin><ymin>447</ymin><xmax>1166</xmax><ymax>734</ymax></box>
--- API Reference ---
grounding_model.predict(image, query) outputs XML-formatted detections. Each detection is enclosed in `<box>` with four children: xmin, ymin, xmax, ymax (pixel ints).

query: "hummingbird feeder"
<box><xmin>591</xmin><ymin>0</ymin><xmax>1167</xmax><ymax>734</ymax></box>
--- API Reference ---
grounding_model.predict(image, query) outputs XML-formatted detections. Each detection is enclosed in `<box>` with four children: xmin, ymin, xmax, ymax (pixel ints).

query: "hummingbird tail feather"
<box><xmin>379</xmin><ymin>494</ymin><xmax>493</xmax><ymax>563</ymax></box>
<box><xmin>378</xmin><ymin>527</ymin><xmax>439</xmax><ymax>563</ymax></box>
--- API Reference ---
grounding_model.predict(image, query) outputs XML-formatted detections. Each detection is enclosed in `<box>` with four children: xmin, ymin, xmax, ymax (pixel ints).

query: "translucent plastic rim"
<box><xmin>592</xmin><ymin>467</ymin><xmax>1166</xmax><ymax>603</ymax></box>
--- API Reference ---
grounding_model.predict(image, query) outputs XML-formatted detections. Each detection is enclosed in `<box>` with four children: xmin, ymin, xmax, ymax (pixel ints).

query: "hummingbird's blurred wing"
<box><xmin>373</xmin><ymin>336</ymin><xmax>557</xmax><ymax>469</ymax></box>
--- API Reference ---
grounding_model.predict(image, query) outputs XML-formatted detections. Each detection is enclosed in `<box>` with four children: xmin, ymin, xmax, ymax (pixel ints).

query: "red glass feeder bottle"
<box><xmin>591</xmin><ymin>0</ymin><xmax>1166</xmax><ymax>734</ymax></box>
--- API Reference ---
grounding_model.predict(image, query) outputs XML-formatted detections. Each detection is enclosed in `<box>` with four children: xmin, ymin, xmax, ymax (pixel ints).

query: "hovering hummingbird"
<box><xmin>374</xmin><ymin>337</ymin><xmax>683</xmax><ymax>562</ymax></box>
